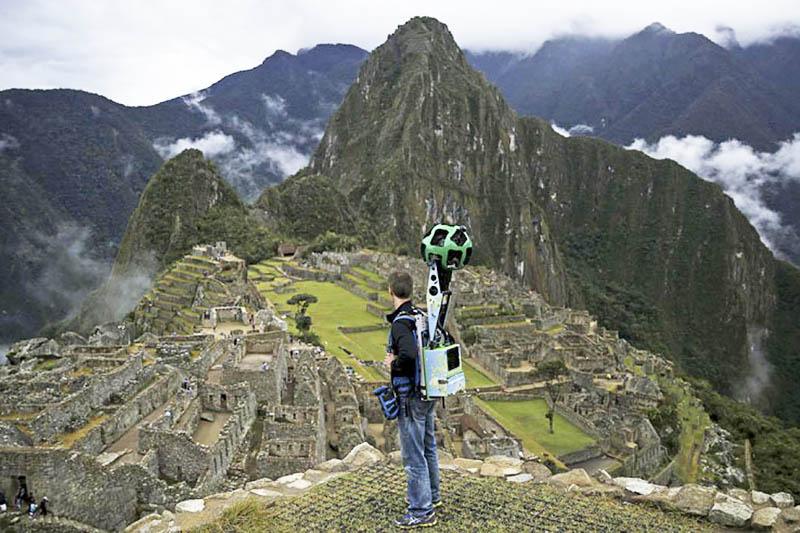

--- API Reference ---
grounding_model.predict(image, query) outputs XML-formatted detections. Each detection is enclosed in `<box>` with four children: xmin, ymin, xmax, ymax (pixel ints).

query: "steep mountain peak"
<box><xmin>261</xmin><ymin>49</ymin><xmax>293</xmax><ymax>64</ymax></box>
<box><xmin>374</xmin><ymin>16</ymin><xmax>463</xmax><ymax>67</ymax></box>
<box><xmin>112</xmin><ymin>148</ymin><xmax>244</xmax><ymax>277</ymax></box>
<box><xmin>640</xmin><ymin>22</ymin><xmax>674</xmax><ymax>35</ymax></box>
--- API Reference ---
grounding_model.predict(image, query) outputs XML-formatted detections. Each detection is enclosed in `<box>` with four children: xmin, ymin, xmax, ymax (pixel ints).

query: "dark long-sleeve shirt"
<box><xmin>386</xmin><ymin>301</ymin><xmax>418</xmax><ymax>381</ymax></box>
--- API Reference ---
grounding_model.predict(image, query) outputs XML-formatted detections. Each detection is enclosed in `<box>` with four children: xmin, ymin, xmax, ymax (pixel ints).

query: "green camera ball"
<box><xmin>420</xmin><ymin>223</ymin><xmax>473</xmax><ymax>270</ymax></box>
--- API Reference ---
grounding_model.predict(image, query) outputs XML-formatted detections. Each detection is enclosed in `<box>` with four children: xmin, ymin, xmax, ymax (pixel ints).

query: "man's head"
<box><xmin>388</xmin><ymin>270</ymin><xmax>413</xmax><ymax>301</ymax></box>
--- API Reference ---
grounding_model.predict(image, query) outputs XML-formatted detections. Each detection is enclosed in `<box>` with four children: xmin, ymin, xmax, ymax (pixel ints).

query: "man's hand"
<box><xmin>384</xmin><ymin>352</ymin><xmax>396</xmax><ymax>370</ymax></box>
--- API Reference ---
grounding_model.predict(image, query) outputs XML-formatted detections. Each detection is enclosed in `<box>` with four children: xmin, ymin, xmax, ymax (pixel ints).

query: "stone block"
<box><xmin>276</xmin><ymin>472</ymin><xmax>304</xmax><ymax>485</ymax></box>
<box><xmin>709</xmin><ymin>495</ymin><xmax>753</xmax><ymax>527</ymax></box>
<box><xmin>286</xmin><ymin>478</ymin><xmax>313</xmax><ymax>490</ymax></box>
<box><xmin>751</xmin><ymin>507</ymin><xmax>782</xmax><ymax>530</ymax></box>
<box><xmin>752</xmin><ymin>490</ymin><xmax>771</xmax><ymax>505</ymax></box>
<box><xmin>245</xmin><ymin>478</ymin><xmax>275</xmax><ymax>490</ymax></box>
<box><xmin>631</xmin><ymin>486</ymin><xmax>681</xmax><ymax>505</ymax></box>
<box><xmin>124</xmin><ymin>513</ymin><xmax>161</xmax><ymax>532</ymax></box>
<box><xmin>522</xmin><ymin>461</ymin><xmax>552</xmax><ymax>483</ymax></box>
<box><xmin>674</xmin><ymin>484</ymin><xmax>715</xmax><ymax>516</ymax></box>
<box><xmin>506</xmin><ymin>473</ymin><xmax>533</xmax><ymax>483</ymax></box>
<box><xmin>728</xmin><ymin>488</ymin><xmax>750</xmax><ymax>503</ymax></box>
<box><xmin>612</xmin><ymin>477</ymin><xmax>663</xmax><ymax>496</ymax></box>
<box><xmin>782</xmin><ymin>506</ymin><xmax>800</xmax><ymax>523</ymax></box>
<box><xmin>453</xmin><ymin>458</ymin><xmax>484</xmax><ymax>473</ymax></box>
<box><xmin>175</xmin><ymin>499</ymin><xmax>205</xmax><ymax>513</ymax></box>
<box><xmin>389</xmin><ymin>450</ymin><xmax>403</xmax><ymax>466</ymax></box>
<box><xmin>594</xmin><ymin>469</ymin><xmax>613</xmax><ymax>484</ymax></box>
<box><xmin>250</xmin><ymin>489</ymin><xmax>283</xmax><ymax>498</ymax></box>
<box><xmin>342</xmin><ymin>442</ymin><xmax>385</xmax><ymax>468</ymax></box>
<box><xmin>303</xmin><ymin>469</ymin><xmax>330</xmax><ymax>483</ymax></box>
<box><xmin>480</xmin><ymin>456</ymin><xmax>523</xmax><ymax>478</ymax></box>
<box><xmin>771</xmin><ymin>492</ymin><xmax>795</xmax><ymax>508</ymax></box>
<box><xmin>548</xmin><ymin>469</ymin><xmax>597</xmax><ymax>489</ymax></box>
<box><xmin>316</xmin><ymin>458</ymin><xmax>347</xmax><ymax>472</ymax></box>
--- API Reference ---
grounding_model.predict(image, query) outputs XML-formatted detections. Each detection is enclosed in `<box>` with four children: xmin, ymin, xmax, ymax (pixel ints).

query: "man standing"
<box><xmin>383</xmin><ymin>271</ymin><xmax>440</xmax><ymax>529</ymax></box>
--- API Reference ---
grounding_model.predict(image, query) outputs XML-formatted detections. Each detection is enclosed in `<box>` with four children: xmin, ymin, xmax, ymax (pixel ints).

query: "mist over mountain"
<box><xmin>466</xmin><ymin>27</ymin><xmax>800</xmax><ymax>266</ymax></box>
<box><xmin>0</xmin><ymin>44</ymin><xmax>366</xmax><ymax>344</ymax></box>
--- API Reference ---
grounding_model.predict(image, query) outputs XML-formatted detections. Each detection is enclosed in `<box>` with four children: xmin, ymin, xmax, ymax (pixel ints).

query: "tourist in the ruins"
<box><xmin>383</xmin><ymin>270</ymin><xmax>440</xmax><ymax>529</ymax></box>
<box><xmin>27</xmin><ymin>492</ymin><xmax>36</xmax><ymax>517</ymax></box>
<box><xmin>0</xmin><ymin>490</ymin><xmax>7</xmax><ymax>512</ymax></box>
<box><xmin>15</xmin><ymin>483</ymin><xmax>27</xmax><ymax>510</ymax></box>
<box><xmin>38</xmin><ymin>497</ymin><xmax>48</xmax><ymax>518</ymax></box>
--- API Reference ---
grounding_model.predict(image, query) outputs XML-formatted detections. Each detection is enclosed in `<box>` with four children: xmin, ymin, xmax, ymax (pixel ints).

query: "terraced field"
<box><xmin>474</xmin><ymin>398</ymin><xmax>596</xmax><ymax>462</ymax></box>
<box><xmin>250</xmin><ymin>260</ymin><xmax>500</xmax><ymax>388</ymax></box>
<box><xmin>193</xmin><ymin>464</ymin><xmax>718</xmax><ymax>532</ymax></box>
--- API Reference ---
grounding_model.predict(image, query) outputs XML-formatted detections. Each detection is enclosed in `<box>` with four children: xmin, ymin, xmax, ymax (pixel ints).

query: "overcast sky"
<box><xmin>1</xmin><ymin>0</ymin><xmax>798</xmax><ymax>106</ymax></box>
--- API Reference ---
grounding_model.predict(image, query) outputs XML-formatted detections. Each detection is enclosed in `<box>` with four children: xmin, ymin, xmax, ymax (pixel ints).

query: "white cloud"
<box><xmin>1</xmin><ymin>1</ymin><xmax>797</xmax><ymax>106</ymax></box>
<box><xmin>262</xmin><ymin>94</ymin><xmax>287</xmax><ymax>116</ymax></box>
<box><xmin>627</xmin><ymin>133</ymin><xmax>800</xmax><ymax>256</ymax></box>
<box><xmin>183</xmin><ymin>91</ymin><xmax>221</xmax><ymax>125</ymax></box>
<box><xmin>551</xmin><ymin>123</ymin><xmax>594</xmax><ymax>137</ymax></box>
<box><xmin>568</xmin><ymin>124</ymin><xmax>594</xmax><ymax>135</ymax></box>
<box><xmin>551</xmin><ymin>123</ymin><xmax>571</xmax><ymax>137</ymax></box>
<box><xmin>0</xmin><ymin>133</ymin><xmax>20</xmax><ymax>152</ymax></box>
<box><xmin>153</xmin><ymin>130</ymin><xmax>236</xmax><ymax>159</ymax></box>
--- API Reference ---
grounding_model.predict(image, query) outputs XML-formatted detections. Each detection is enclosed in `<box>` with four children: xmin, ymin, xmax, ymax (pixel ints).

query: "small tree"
<box><xmin>533</xmin><ymin>359</ymin><xmax>569</xmax><ymax>434</ymax></box>
<box><xmin>287</xmin><ymin>293</ymin><xmax>318</xmax><ymax>334</ymax></box>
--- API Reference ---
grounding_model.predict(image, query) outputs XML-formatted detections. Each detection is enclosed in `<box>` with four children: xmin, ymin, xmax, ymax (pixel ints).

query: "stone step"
<box><xmin>172</xmin><ymin>268</ymin><xmax>202</xmax><ymax>282</ymax></box>
<box><xmin>158</xmin><ymin>277</ymin><xmax>197</xmax><ymax>292</ymax></box>
<box><xmin>184</xmin><ymin>255</ymin><xmax>219</xmax><ymax>267</ymax></box>
<box><xmin>179</xmin><ymin>260</ymin><xmax>213</xmax><ymax>273</ymax></box>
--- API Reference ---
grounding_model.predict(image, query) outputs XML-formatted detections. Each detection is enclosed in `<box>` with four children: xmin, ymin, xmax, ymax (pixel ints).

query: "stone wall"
<box><xmin>366</xmin><ymin>303</ymin><xmax>388</xmax><ymax>318</ymax></box>
<box><xmin>0</xmin><ymin>447</ymin><xmax>138</xmax><ymax>531</ymax></box>
<box><xmin>338</xmin><ymin>325</ymin><xmax>387</xmax><ymax>334</ymax></box>
<box><xmin>196</xmin><ymin>387</ymin><xmax>257</xmax><ymax>493</ymax></box>
<box><xmin>335</xmin><ymin>279</ymin><xmax>378</xmax><ymax>301</ymax></box>
<box><xmin>559</xmin><ymin>444</ymin><xmax>604</xmax><ymax>466</ymax></box>
<box><xmin>30</xmin><ymin>355</ymin><xmax>145</xmax><ymax>442</ymax></box>
<box><xmin>73</xmin><ymin>370</ymin><xmax>181</xmax><ymax>455</ymax></box>
<box><xmin>139</xmin><ymin>426</ymin><xmax>210</xmax><ymax>485</ymax></box>
<box><xmin>283</xmin><ymin>264</ymin><xmax>340</xmax><ymax>282</ymax></box>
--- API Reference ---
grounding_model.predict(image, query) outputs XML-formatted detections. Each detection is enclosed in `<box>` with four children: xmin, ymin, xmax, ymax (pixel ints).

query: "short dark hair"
<box><xmin>388</xmin><ymin>270</ymin><xmax>413</xmax><ymax>299</ymax></box>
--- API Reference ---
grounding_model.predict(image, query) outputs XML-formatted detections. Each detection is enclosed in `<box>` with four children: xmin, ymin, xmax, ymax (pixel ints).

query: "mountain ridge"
<box><xmin>260</xmin><ymin>16</ymin><xmax>800</xmax><ymax>424</ymax></box>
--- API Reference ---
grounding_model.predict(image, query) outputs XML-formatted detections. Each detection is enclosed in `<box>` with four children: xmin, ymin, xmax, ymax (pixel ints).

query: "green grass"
<box><xmin>663</xmin><ymin>380</ymin><xmax>710</xmax><ymax>483</ymax></box>
<box><xmin>463</xmin><ymin>359</ymin><xmax>498</xmax><ymax>388</ymax></box>
<box><xmin>474</xmin><ymin>398</ymin><xmax>596</xmax><ymax>460</ymax></box>
<box><xmin>34</xmin><ymin>359</ymin><xmax>59</xmax><ymax>371</ymax></box>
<box><xmin>351</xmin><ymin>265</ymin><xmax>385</xmax><ymax>283</ymax></box>
<box><xmin>262</xmin><ymin>280</ymin><xmax>386</xmax><ymax>381</ymax></box>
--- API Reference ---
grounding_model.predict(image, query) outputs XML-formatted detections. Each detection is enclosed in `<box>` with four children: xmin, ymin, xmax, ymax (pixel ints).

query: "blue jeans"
<box><xmin>397</xmin><ymin>392</ymin><xmax>440</xmax><ymax>516</ymax></box>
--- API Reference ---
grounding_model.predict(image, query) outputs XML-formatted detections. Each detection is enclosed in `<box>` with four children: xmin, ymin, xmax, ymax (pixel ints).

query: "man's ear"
<box><xmin>388</xmin><ymin>286</ymin><xmax>394</xmax><ymax>298</ymax></box>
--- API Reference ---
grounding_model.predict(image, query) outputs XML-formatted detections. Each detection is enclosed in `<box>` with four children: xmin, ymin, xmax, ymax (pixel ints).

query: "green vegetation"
<box><xmin>654</xmin><ymin>380</ymin><xmax>711</xmax><ymax>484</ymax></box>
<box><xmin>260</xmin><ymin>280</ymin><xmax>385</xmax><ymax>381</ymax></box>
<box><xmin>462</xmin><ymin>359</ymin><xmax>498</xmax><ymax>388</ymax></box>
<box><xmin>474</xmin><ymin>398</ymin><xmax>596</xmax><ymax>459</ymax></box>
<box><xmin>34</xmin><ymin>359</ymin><xmax>59</xmax><ymax>372</ymax></box>
<box><xmin>766</xmin><ymin>261</ymin><xmax>800</xmax><ymax>425</ymax></box>
<box><xmin>532</xmin><ymin>359</ymin><xmax>570</xmax><ymax>434</ymax></box>
<box><xmin>300</xmin><ymin>231</ymin><xmax>361</xmax><ymax>256</ymax></box>
<box><xmin>691</xmin><ymin>379</ymin><xmax>800</xmax><ymax>495</ymax></box>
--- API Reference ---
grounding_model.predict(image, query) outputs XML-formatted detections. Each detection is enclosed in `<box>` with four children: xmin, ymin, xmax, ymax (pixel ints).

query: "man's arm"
<box><xmin>391</xmin><ymin>321</ymin><xmax>417</xmax><ymax>373</ymax></box>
